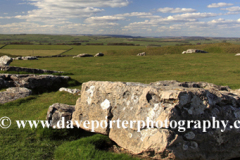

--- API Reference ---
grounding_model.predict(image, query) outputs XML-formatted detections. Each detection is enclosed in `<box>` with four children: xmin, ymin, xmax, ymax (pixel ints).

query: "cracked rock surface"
<box><xmin>72</xmin><ymin>80</ymin><xmax>240</xmax><ymax>160</ymax></box>
<box><xmin>0</xmin><ymin>74</ymin><xmax>70</xmax><ymax>90</ymax></box>
<box><xmin>0</xmin><ymin>87</ymin><xmax>32</xmax><ymax>104</ymax></box>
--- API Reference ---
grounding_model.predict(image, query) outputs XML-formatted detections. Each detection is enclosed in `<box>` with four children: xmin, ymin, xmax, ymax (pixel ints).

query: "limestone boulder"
<box><xmin>94</xmin><ymin>53</ymin><xmax>104</xmax><ymax>57</ymax></box>
<box><xmin>235</xmin><ymin>53</ymin><xmax>240</xmax><ymax>56</ymax></box>
<box><xmin>0</xmin><ymin>55</ymin><xmax>13</xmax><ymax>66</ymax></box>
<box><xmin>0</xmin><ymin>74</ymin><xmax>70</xmax><ymax>90</ymax></box>
<box><xmin>137</xmin><ymin>52</ymin><xmax>146</xmax><ymax>56</ymax></box>
<box><xmin>0</xmin><ymin>87</ymin><xmax>32</xmax><ymax>104</ymax></box>
<box><xmin>73</xmin><ymin>54</ymin><xmax>93</xmax><ymax>58</ymax></box>
<box><xmin>72</xmin><ymin>80</ymin><xmax>240</xmax><ymax>160</ymax></box>
<box><xmin>22</xmin><ymin>56</ymin><xmax>38</xmax><ymax>60</ymax></box>
<box><xmin>59</xmin><ymin>87</ymin><xmax>81</xmax><ymax>95</ymax></box>
<box><xmin>183</xmin><ymin>49</ymin><xmax>208</xmax><ymax>54</ymax></box>
<box><xmin>46</xmin><ymin>103</ymin><xmax>75</xmax><ymax>128</ymax></box>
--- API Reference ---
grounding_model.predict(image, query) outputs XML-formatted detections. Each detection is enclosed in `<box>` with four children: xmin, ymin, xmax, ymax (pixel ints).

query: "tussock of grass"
<box><xmin>54</xmin><ymin>134</ymin><xmax>139</xmax><ymax>160</ymax></box>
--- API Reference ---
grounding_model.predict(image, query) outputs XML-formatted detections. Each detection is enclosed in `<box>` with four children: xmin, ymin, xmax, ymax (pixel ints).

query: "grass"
<box><xmin>0</xmin><ymin>49</ymin><xmax>66</xmax><ymax>56</ymax></box>
<box><xmin>0</xmin><ymin>91</ymin><xmax>138</xmax><ymax>159</ymax></box>
<box><xmin>1</xmin><ymin>42</ymin><xmax>240</xmax><ymax>160</ymax></box>
<box><xmin>63</xmin><ymin>45</ymin><xmax>145</xmax><ymax>55</ymax></box>
<box><xmin>3</xmin><ymin>45</ymin><xmax>72</xmax><ymax>50</ymax></box>
<box><xmin>10</xmin><ymin>50</ymin><xmax>240</xmax><ymax>89</ymax></box>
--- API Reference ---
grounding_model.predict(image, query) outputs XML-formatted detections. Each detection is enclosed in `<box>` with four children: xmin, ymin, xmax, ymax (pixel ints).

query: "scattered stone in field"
<box><xmin>137</xmin><ymin>52</ymin><xmax>146</xmax><ymax>56</ymax></box>
<box><xmin>0</xmin><ymin>87</ymin><xmax>32</xmax><ymax>104</ymax></box>
<box><xmin>46</xmin><ymin>103</ymin><xmax>75</xmax><ymax>128</ymax></box>
<box><xmin>235</xmin><ymin>53</ymin><xmax>240</xmax><ymax>56</ymax></box>
<box><xmin>73</xmin><ymin>54</ymin><xmax>93</xmax><ymax>58</ymax></box>
<box><xmin>94</xmin><ymin>53</ymin><xmax>104</xmax><ymax>57</ymax></box>
<box><xmin>0</xmin><ymin>66</ymin><xmax>64</xmax><ymax>74</ymax></box>
<box><xmin>182</xmin><ymin>49</ymin><xmax>208</xmax><ymax>54</ymax></box>
<box><xmin>22</xmin><ymin>56</ymin><xmax>38</xmax><ymax>60</ymax></box>
<box><xmin>59</xmin><ymin>87</ymin><xmax>81</xmax><ymax>95</ymax></box>
<box><xmin>13</xmin><ymin>57</ymin><xmax>22</xmax><ymax>60</ymax></box>
<box><xmin>0</xmin><ymin>74</ymin><xmax>70</xmax><ymax>90</ymax></box>
<box><xmin>0</xmin><ymin>55</ymin><xmax>13</xmax><ymax>66</ymax></box>
<box><xmin>72</xmin><ymin>80</ymin><xmax>240</xmax><ymax>160</ymax></box>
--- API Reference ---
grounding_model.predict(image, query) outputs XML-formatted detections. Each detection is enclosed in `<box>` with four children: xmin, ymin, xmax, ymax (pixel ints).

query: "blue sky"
<box><xmin>1</xmin><ymin>0</ymin><xmax>240</xmax><ymax>37</ymax></box>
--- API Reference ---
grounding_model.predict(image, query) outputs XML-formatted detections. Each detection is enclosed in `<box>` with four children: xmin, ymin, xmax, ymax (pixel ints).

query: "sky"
<box><xmin>1</xmin><ymin>0</ymin><xmax>240</xmax><ymax>37</ymax></box>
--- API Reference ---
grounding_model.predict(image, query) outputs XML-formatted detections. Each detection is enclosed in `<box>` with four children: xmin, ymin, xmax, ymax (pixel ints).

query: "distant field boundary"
<box><xmin>59</xmin><ymin>46</ymin><xmax>73</xmax><ymax>56</ymax></box>
<box><xmin>0</xmin><ymin>44</ymin><xmax>8</xmax><ymax>49</ymax></box>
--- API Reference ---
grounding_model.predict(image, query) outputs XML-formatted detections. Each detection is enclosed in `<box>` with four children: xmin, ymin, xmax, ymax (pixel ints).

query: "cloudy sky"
<box><xmin>1</xmin><ymin>0</ymin><xmax>240</xmax><ymax>37</ymax></box>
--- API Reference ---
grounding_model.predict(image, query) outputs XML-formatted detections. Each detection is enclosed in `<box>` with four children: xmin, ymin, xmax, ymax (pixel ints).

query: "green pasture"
<box><xmin>0</xmin><ymin>49</ymin><xmax>66</xmax><ymax>56</ymax></box>
<box><xmin>1</xmin><ymin>42</ymin><xmax>240</xmax><ymax>159</ymax></box>
<box><xmin>64</xmin><ymin>45</ymin><xmax>145</xmax><ymax>55</ymax></box>
<box><xmin>3</xmin><ymin>45</ymin><xmax>71</xmax><ymax>50</ymax></box>
<box><xmin>10</xmin><ymin>52</ymin><xmax>240</xmax><ymax>89</ymax></box>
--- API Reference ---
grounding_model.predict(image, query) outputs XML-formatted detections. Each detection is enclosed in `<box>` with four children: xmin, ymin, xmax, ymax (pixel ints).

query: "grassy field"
<box><xmin>63</xmin><ymin>45</ymin><xmax>145</xmax><ymax>55</ymax></box>
<box><xmin>3</xmin><ymin>45</ymin><xmax>72</xmax><ymax>50</ymax></box>
<box><xmin>1</xmin><ymin>42</ymin><xmax>240</xmax><ymax>159</ymax></box>
<box><xmin>10</xmin><ymin>52</ymin><xmax>240</xmax><ymax>88</ymax></box>
<box><xmin>0</xmin><ymin>49</ymin><xmax>66</xmax><ymax>56</ymax></box>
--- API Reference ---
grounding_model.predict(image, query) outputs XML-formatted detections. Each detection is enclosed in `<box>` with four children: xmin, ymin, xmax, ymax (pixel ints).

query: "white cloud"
<box><xmin>15</xmin><ymin>0</ymin><xmax>129</xmax><ymax>23</ymax></box>
<box><xmin>85</xmin><ymin>16</ymin><xmax>125</xmax><ymax>23</ymax></box>
<box><xmin>123</xmin><ymin>13</ymin><xmax>221</xmax><ymax>34</ymax></box>
<box><xmin>207</xmin><ymin>2</ymin><xmax>233</xmax><ymax>8</ymax></box>
<box><xmin>221</xmin><ymin>6</ymin><xmax>240</xmax><ymax>12</ymax></box>
<box><xmin>157</xmin><ymin>7</ymin><xmax>196</xmax><ymax>13</ymax></box>
<box><xmin>116</xmin><ymin>12</ymin><xmax>152</xmax><ymax>17</ymax></box>
<box><xmin>0</xmin><ymin>16</ymin><xmax>13</xmax><ymax>19</ymax></box>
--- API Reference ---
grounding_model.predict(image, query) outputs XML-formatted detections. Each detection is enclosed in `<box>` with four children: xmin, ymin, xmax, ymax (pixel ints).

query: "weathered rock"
<box><xmin>183</xmin><ymin>49</ymin><xmax>208</xmax><ymax>54</ymax></box>
<box><xmin>0</xmin><ymin>66</ymin><xmax>64</xmax><ymax>74</ymax></box>
<box><xmin>59</xmin><ymin>87</ymin><xmax>81</xmax><ymax>95</ymax></box>
<box><xmin>94</xmin><ymin>53</ymin><xmax>104</xmax><ymax>57</ymax></box>
<box><xmin>0</xmin><ymin>74</ymin><xmax>70</xmax><ymax>90</ymax></box>
<box><xmin>46</xmin><ymin>103</ymin><xmax>75</xmax><ymax>128</ymax></box>
<box><xmin>235</xmin><ymin>53</ymin><xmax>240</xmax><ymax>56</ymax></box>
<box><xmin>72</xmin><ymin>80</ymin><xmax>240</xmax><ymax>160</ymax></box>
<box><xmin>13</xmin><ymin>57</ymin><xmax>22</xmax><ymax>60</ymax></box>
<box><xmin>73</xmin><ymin>54</ymin><xmax>93</xmax><ymax>58</ymax></box>
<box><xmin>0</xmin><ymin>56</ymin><xmax>13</xmax><ymax>66</ymax></box>
<box><xmin>22</xmin><ymin>56</ymin><xmax>38</xmax><ymax>60</ymax></box>
<box><xmin>0</xmin><ymin>87</ymin><xmax>32</xmax><ymax>104</ymax></box>
<box><xmin>137</xmin><ymin>52</ymin><xmax>146</xmax><ymax>56</ymax></box>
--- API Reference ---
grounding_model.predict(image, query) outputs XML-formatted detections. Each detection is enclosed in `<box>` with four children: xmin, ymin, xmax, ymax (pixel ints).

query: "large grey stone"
<box><xmin>73</xmin><ymin>54</ymin><xmax>93</xmax><ymax>58</ymax></box>
<box><xmin>0</xmin><ymin>74</ymin><xmax>70</xmax><ymax>90</ymax></box>
<box><xmin>59</xmin><ymin>87</ymin><xmax>81</xmax><ymax>95</ymax></box>
<box><xmin>0</xmin><ymin>87</ymin><xmax>32</xmax><ymax>104</ymax></box>
<box><xmin>72</xmin><ymin>80</ymin><xmax>240</xmax><ymax>160</ymax></box>
<box><xmin>0</xmin><ymin>56</ymin><xmax>13</xmax><ymax>66</ymax></box>
<box><xmin>94</xmin><ymin>53</ymin><xmax>104</xmax><ymax>57</ymax></box>
<box><xmin>183</xmin><ymin>49</ymin><xmax>208</xmax><ymax>54</ymax></box>
<box><xmin>46</xmin><ymin>103</ymin><xmax>75</xmax><ymax>128</ymax></box>
<box><xmin>137</xmin><ymin>52</ymin><xmax>146</xmax><ymax>56</ymax></box>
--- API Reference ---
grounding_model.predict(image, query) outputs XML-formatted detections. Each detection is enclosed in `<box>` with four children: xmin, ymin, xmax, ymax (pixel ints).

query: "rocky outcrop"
<box><xmin>0</xmin><ymin>87</ymin><xmax>32</xmax><ymax>104</ymax></box>
<box><xmin>94</xmin><ymin>53</ymin><xmax>104</xmax><ymax>57</ymax></box>
<box><xmin>46</xmin><ymin>103</ymin><xmax>75</xmax><ymax>128</ymax></box>
<box><xmin>72</xmin><ymin>80</ymin><xmax>240</xmax><ymax>160</ymax></box>
<box><xmin>182</xmin><ymin>49</ymin><xmax>208</xmax><ymax>54</ymax></box>
<box><xmin>0</xmin><ymin>66</ymin><xmax>64</xmax><ymax>74</ymax></box>
<box><xmin>0</xmin><ymin>74</ymin><xmax>70</xmax><ymax>90</ymax></box>
<box><xmin>137</xmin><ymin>52</ymin><xmax>146</xmax><ymax>56</ymax></box>
<box><xmin>59</xmin><ymin>87</ymin><xmax>81</xmax><ymax>95</ymax></box>
<box><xmin>73</xmin><ymin>54</ymin><xmax>93</xmax><ymax>58</ymax></box>
<box><xmin>13</xmin><ymin>56</ymin><xmax>38</xmax><ymax>60</ymax></box>
<box><xmin>235</xmin><ymin>53</ymin><xmax>240</xmax><ymax>56</ymax></box>
<box><xmin>0</xmin><ymin>56</ymin><xmax>13</xmax><ymax>66</ymax></box>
